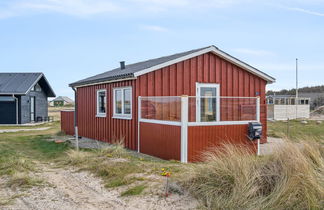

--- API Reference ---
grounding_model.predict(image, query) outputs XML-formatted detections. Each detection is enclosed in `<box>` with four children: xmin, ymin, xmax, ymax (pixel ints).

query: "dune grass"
<box><xmin>181</xmin><ymin>141</ymin><xmax>324</xmax><ymax>210</ymax></box>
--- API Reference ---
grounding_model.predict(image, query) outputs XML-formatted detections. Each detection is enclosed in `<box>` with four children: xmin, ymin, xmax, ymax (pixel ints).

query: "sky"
<box><xmin>0</xmin><ymin>0</ymin><xmax>324</xmax><ymax>99</ymax></box>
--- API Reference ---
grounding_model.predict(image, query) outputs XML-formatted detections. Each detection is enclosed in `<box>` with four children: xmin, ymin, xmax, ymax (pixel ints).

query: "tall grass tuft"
<box><xmin>182</xmin><ymin>141</ymin><xmax>324</xmax><ymax>209</ymax></box>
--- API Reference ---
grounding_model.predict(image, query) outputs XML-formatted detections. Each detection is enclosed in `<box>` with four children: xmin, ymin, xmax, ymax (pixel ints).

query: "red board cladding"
<box><xmin>188</xmin><ymin>124</ymin><xmax>257</xmax><ymax>162</ymax></box>
<box><xmin>140</xmin><ymin>122</ymin><xmax>181</xmax><ymax>160</ymax></box>
<box><xmin>74</xmin><ymin>52</ymin><xmax>268</xmax><ymax>152</ymax></box>
<box><xmin>61</xmin><ymin>111</ymin><xmax>75</xmax><ymax>135</ymax></box>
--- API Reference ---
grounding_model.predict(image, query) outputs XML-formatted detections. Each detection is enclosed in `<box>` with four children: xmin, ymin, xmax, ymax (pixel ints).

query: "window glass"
<box><xmin>97</xmin><ymin>90</ymin><xmax>106</xmax><ymax>115</ymax></box>
<box><xmin>35</xmin><ymin>84</ymin><xmax>42</xmax><ymax>91</ymax></box>
<box><xmin>124</xmin><ymin>89</ymin><xmax>131</xmax><ymax>114</ymax></box>
<box><xmin>200</xmin><ymin>87</ymin><xmax>217</xmax><ymax>122</ymax></box>
<box><xmin>115</xmin><ymin>90</ymin><xmax>122</xmax><ymax>114</ymax></box>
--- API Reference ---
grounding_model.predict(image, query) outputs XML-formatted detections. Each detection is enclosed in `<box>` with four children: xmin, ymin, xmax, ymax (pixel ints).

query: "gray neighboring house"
<box><xmin>0</xmin><ymin>73</ymin><xmax>55</xmax><ymax>124</ymax></box>
<box><xmin>49</xmin><ymin>96</ymin><xmax>74</xmax><ymax>107</ymax></box>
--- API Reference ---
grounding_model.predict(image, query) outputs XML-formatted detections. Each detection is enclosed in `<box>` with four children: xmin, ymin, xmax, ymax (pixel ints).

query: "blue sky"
<box><xmin>0</xmin><ymin>0</ymin><xmax>323</xmax><ymax>98</ymax></box>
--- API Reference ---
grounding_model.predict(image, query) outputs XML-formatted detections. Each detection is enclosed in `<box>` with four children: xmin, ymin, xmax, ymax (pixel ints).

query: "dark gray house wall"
<box><xmin>0</xmin><ymin>73</ymin><xmax>55</xmax><ymax>124</ymax></box>
<box><xmin>20</xmin><ymin>83</ymin><xmax>48</xmax><ymax>124</ymax></box>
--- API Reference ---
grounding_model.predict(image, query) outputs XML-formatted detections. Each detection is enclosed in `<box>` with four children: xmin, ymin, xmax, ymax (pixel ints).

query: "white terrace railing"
<box><xmin>138</xmin><ymin>96</ymin><xmax>260</xmax><ymax>126</ymax></box>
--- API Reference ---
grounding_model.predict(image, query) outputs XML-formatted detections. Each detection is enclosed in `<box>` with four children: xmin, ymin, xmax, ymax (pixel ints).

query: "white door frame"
<box><xmin>30</xmin><ymin>96</ymin><xmax>35</xmax><ymax>122</ymax></box>
<box><xmin>196</xmin><ymin>83</ymin><xmax>220</xmax><ymax>122</ymax></box>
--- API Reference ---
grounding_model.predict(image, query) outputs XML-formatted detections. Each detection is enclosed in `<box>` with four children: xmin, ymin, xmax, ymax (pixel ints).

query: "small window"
<box><xmin>35</xmin><ymin>83</ymin><xmax>42</xmax><ymax>91</ymax></box>
<box><xmin>113</xmin><ymin>87</ymin><xmax>132</xmax><ymax>119</ymax></box>
<box><xmin>96</xmin><ymin>89</ymin><xmax>106</xmax><ymax>117</ymax></box>
<box><xmin>305</xmin><ymin>99</ymin><xmax>309</xmax><ymax>105</ymax></box>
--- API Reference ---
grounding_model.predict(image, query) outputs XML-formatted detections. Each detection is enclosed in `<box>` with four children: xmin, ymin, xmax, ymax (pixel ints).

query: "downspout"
<box><xmin>12</xmin><ymin>94</ymin><xmax>18</xmax><ymax>125</ymax></box>
<box><xmin>72</xmin><ymin>87</ymin><xmax>79</xmax><ymax>150</ymax></box>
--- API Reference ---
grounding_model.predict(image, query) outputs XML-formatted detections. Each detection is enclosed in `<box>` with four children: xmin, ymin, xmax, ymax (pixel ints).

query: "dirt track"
<box><xmin>1</xmin><ymin>166</ymin><xmax>197</xmax><ymax>210</ymax></box>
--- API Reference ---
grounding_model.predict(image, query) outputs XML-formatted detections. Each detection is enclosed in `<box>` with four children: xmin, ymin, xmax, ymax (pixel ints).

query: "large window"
<box><xmin>96</xmin><ymin>89</ymin><xmax>106</xmax><ymax>117</ymax></box>
<box><xmin>113</xmin><ymin>87</ymin><xmax>132</xmax><ymax>119</ymax></box>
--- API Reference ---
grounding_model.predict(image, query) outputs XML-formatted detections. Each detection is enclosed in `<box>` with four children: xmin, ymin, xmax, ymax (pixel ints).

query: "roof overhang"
<box><xmin>70</xmin><ymin>46</ymin><xmax>275</xmax><ymax>88</ymax></box>
<box><xmin>26</xmin><ymin>73</ymin><xmax>56</xmax><ymax>97</ymax></box>
<box><xmin>133</xmin><ymin>46</ymin><xmax>275</xmax><ymax>84</ymax></box>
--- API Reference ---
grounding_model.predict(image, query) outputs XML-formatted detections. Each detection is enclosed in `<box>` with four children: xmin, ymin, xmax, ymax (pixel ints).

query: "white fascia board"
<box><xmin>73</xmin><ymin>77</ymin><xmax>137</xmax><ymax>88</ymax></box>
<box><xmin>133</xmin><ymin>46</ymin><xmax>275</xmax><ymax>84</ymax></box>
<box><xmin>24</xmin><ymin>73</ymin><xmax>43</xmax><ymax>95</ymax></box>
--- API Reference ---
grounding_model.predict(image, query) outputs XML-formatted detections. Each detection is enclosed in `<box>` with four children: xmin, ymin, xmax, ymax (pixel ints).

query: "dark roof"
<box><xmin>0</xmin><ymin>73</ymin><xmax>56</xmax><ymax>97</ymax></box>
<box><xmin>70</xmin><ymin>45</ymin><xmax>275</xmax><ymax>87</ymax></box>
<box><xmin>70</xmin><ymin>46</ymin><xmax>210</xmax><ymax>87</ymax></box>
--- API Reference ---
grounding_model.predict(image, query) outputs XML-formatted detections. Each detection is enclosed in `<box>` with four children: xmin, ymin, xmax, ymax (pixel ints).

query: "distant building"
<box><xmin>49</xmin><ymin>96</ymin><xmax>74</xmax><ymax>107</ymax></box>
<box><xmin>267</xmin><ymin>95</ymin><xmax>310</xmax><ymax>120</ymax></box>
<box><xmin>0</xmin><ymin>73</ymin><xmax>55</xmax><ymax>124</ymax></box>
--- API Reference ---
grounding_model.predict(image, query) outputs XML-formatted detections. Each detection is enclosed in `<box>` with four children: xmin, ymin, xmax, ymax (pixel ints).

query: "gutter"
<box><xmin>72</xmin><ymin>87</ymin><xmax>79</xmax><ymax>150</ymax></box>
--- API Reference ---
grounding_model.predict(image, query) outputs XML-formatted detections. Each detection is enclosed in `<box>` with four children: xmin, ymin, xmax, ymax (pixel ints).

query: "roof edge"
<box><xmin>133</xmin><ymin>45</ymin><xmax>275</xmax><ymax>84</ymax></box>
<box><xmin>70</xmin><ymin>45</ymin><xmax>275</xmax><ymax>88</ymax></box>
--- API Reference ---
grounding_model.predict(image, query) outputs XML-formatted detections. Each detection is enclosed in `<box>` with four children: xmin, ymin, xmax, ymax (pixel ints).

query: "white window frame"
<box><xmin>96</xmin><ymin>89</ymin><xmax>107</xmax><ymax>117</ymax></box>
<box><xmin>196</xmin><ymin>83</ymin><xmax>220</xmax><ymax>122</ymax></box>
<box><xmin>113</xmin><ymin>86</ymin><xmax>132</xmax><ymax>120</ymax></box>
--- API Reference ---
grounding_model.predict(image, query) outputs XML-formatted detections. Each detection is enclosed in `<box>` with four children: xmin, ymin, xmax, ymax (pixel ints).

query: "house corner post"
<box><xmin>137</xmin><ymin>96</ymin><xmax>141</xmax><ymax>153</ymax></box>
<box><xmin>181</xmin><ymin>95</ymin><xmax>188</xmax><ymax>163</ymax></box>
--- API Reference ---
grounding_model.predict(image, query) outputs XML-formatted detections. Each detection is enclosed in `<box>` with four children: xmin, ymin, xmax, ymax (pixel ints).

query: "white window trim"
<box><xmin>113</xmin><ymin>86</ymin><xmax>132</xmax><ymax>120</ymax></box>
<box><xmin>96</xmin><ymin>89</ymin><xmax>107</xmax><ymax>117</ymax></box>
<box><xmin>196</xmin><ymin>83</ymin><xmax>220</xmax><ymax>122</ymax></box>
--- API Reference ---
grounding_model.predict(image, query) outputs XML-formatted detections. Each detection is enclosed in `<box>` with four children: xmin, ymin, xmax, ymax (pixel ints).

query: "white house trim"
<box><xmin>96</xmin><ymin>89</ymin><xmax>107</xmax><ymax>117</ymax></box>
<box><xmin>196</xmin><ymin>83</ymin><xmax>221</xmax><ymax>123</ymax></box>
<box><xmin>112</xmin><ymin>86</ymin><xmax>132</xmax><ymax>119</ymax></box>
<box><xmin>133</xmin><ymin>46</ymin><xmax>275</xmax><ymax>83</ymax></box>
<box><xmin>73</xmin><ymin>78</ymin><xmax>137</xmax><ymax>88</ymax></box>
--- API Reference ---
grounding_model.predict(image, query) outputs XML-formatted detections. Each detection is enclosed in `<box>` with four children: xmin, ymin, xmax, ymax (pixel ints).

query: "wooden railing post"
<box><xmin>181</xmin><ymin>95</ymin><xmax>188</xmax><ymax>163</ymax></box>
<box><xmin>256</xmin><ymin>97</ymin><xmax>260</xmax><ymax>122</ymax></box>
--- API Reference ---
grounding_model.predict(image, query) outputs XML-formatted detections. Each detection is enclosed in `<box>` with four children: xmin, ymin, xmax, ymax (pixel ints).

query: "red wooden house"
<box><xmin>61</xmin><ymin>46</ymin><xmax>275</xmax><ymax>162</ymax></box>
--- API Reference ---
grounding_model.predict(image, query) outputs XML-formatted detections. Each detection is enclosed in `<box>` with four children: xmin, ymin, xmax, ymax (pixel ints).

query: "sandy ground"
<box><xmin>0</xmin><ymin>165</ymin><xmax>198</xmax><ymax>210</ymax></box>
<box><xmin>0</xmin><ymin>127</ymin><xmax>50</xmax><ymax>133</ymax></box>
<box><xmin>260</xmin><ymin>137</ymin><xmax>285</xmax><ymax>155</ymax></box>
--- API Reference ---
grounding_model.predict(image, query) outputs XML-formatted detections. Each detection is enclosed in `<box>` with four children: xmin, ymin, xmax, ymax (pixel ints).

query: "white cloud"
<box><xmin>288</xmin><ymin>7</ymin><xmax>324</xmax><ymax>17</ymax></box>
<box><xmin>0</xmin><ymin>0</ymin><xmax>251</xmax><ymax>19</ymax></box>
<box><xmin>232</xmin><ymin>48</ymin><xmax>275</xmax><ymax>56</ymax></box>
<box><xmin>0</xmin><ymin>0</ymin><xmax>122</xmax><ymax>19</ymax></box>
<box><xmin>140</xmin><ymin>25</ymin><xmax>169</xmax><ymax>32</ymax></box>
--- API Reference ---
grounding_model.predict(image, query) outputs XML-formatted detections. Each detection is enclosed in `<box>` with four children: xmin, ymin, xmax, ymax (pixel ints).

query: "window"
<box><xmin>31</xmin><ymin>83</ymin><xmax>41</xmax><ymax>92</ymax></box>
<box><xmin>96</xmin><ymin>89</ymin><xmax>106</xmax><ymax>117</ymax></box>
<box><xmin>35</xmin><ymin>83</ymin><xmax>42</xmax><ymax>91</ymax></box>
<box><xmin>196</xmin><ymin>83</ymin><xmax>220</xmax><ymax>122</ymax></box>
<box><xmin>113</xmin><ymin>87</ymin><xmax>132</xmax><ymax>119</ymax></box>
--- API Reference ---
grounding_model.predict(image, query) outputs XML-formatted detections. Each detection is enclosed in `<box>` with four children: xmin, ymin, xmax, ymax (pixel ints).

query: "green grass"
<box><xmin>268</xmin><ymin>120</ymin><xmax>324</xmax><ymax>142</ymax></box>
<box><xmin>120</xmin><ymin>185</ymin><xmax>146</xmax><ymax>196</ymax></box>
<box><xmin>0</xmin><ymin>123</ymin><xmax>69</xmax><ymax>192</ymax></box>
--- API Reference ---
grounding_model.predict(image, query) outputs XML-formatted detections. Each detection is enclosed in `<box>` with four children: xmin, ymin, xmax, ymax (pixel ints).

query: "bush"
<box><xmin>181</xmin><ymin>142</ymin><xmax>324</xmax><ymax>209</ymax></box>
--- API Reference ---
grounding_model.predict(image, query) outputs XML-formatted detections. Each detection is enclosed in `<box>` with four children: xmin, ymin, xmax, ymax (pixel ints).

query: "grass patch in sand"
<box><xmin>121</xmin><ymin>185</ymin><xmax>146</xmax><ymax>197</ymax></box>
<box><xmin>65</xmin><ymin>143</ymin><xmax>183</xmax><ymax>189</ymax></box>
<box><xmin>268</xmin><ymin>120</ymin><xmax>324</xmax><ymax>143</ymax></box>
<box><xmin>0</xmin><ymin>194</ymin><xmax>25</xmax><ymax>206</ymax></box>
<box><xmin>7</xmin><ymin>173</ymin><xmax>44</xmax><ymax>189</ymax></box>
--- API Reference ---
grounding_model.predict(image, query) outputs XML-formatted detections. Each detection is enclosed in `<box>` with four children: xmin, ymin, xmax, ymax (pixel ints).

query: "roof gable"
<box><xmin>70</xmin><ymin>46</ymin><xmax>275</xmax><ymax>87</ymax></box>
<box><xmin>0</xmin><ymin>73</ymin><xmax>56</xmax><ymax>97</ymax></box>
<box><xmin>52</xmin><ymin>96</ymin><xmax>74</xmax><ymax>103</ymax></box>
